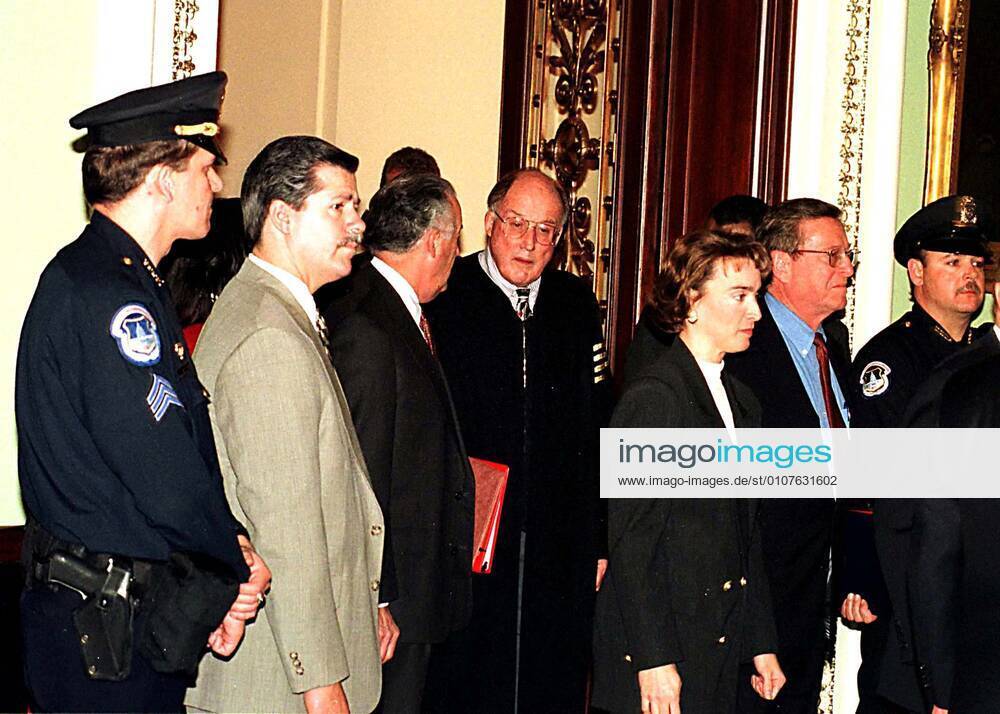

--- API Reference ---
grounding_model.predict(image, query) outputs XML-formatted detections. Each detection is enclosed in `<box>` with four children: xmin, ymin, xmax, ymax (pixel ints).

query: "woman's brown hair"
<box><xmin>649</xmin><ymin>230</ymin><xmax>771</xmax><ymax>333</ymax></box>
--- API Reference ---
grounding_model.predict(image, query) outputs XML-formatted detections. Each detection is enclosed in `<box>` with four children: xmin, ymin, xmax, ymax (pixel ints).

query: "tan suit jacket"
<box><xmin>186</xmin><ymin>261</ymin><xmax>384</xmax><ymax>713</ymax></box>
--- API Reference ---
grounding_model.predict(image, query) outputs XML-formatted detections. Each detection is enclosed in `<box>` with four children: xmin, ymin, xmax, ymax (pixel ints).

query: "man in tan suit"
<box><xmin>187</xmin><ymin>136</ymin><xmax>385</xmax><ymax>713</ymax></box>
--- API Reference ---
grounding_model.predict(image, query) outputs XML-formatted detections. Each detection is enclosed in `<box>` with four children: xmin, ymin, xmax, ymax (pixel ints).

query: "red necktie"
<box><xmin>419</xmin><ymin>312</ymin><xmax>436</xmax><ymax>358</ymax></box>
<box><xmin>813</xmin><ymin>333</ymin><xmax>845</xmax><ymax>428</ymax></box>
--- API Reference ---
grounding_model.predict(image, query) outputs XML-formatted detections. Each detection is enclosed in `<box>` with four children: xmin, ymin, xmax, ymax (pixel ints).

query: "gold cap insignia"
<box><xmin>174</xmin><ymin>121</ymin><xmax>220</xmax><ymax>138</ymax></box>
<box><xmin>953</xmin><ymin>195</ymin><xmax>978</xmax><ymax>227</ymax></box>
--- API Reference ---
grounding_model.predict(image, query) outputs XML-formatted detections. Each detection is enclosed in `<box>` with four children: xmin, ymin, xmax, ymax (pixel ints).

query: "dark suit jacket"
<box><xmin>724</xmin><ymin>298</ymin><xmax>849</xmax><ymax>710</ymax></box>
<box><xmin>319</xmin><ymin>258</ymin><xmax>474</xmax><ymax>644</ymax></box>
<box><xmin>842</xmin><ymin>329</ymin><xmax>1000</xmax><ymax>711</ymax></box>
<box><xmin>908</xmin><ymin>336</ymin><xmax>1000</xmax><ymax>712</ymax></box>
<box><xmin>911</xmin><ymin>498</ymin><xmax>1000</xmax><ymax>713</ymax></box>
<box><xmin>592</xmin><ymin>338</ymin><xmax>777</xmax><ymax>713</ymax></box>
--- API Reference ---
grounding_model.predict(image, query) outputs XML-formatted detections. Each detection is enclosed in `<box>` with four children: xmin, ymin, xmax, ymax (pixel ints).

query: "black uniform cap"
<box><xmin>894</xmin><ymin>194</ymin><xmax>993</xmax><ymax>266</ymax></box>
<box><xmin>69</xmin><ymin>71</ymin><xmax>228</xmax><ymax>163</ymax></box>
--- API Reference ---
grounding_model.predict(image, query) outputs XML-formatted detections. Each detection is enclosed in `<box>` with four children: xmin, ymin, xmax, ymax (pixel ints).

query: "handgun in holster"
<box><xmin>45</xmin><ymin>551</ymin><xmax>135</xmax><ymax>681</ymax></box>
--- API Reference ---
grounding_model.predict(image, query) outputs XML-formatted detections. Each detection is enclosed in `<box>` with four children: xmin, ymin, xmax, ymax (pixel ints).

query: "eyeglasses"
<box><xmin>491</xmin><ymin>210</ymin><xmax>562</xmax><ymax>246</ymax></box>
<box><xmin>794</xmin><ymin>247</ymin><xmax>859</xmax><ymax>267</ymax></box>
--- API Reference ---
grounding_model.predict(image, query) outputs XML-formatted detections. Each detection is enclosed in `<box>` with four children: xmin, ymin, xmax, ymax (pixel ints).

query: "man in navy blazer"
<box><xmin>727</xmin><ymin>198</ymin><xmax>854</xmax><ymax>713</ymax></box>
<box><xmin>318</xmin><ymin>174</ymin><xmax>474</xmax><ymax>713</ymax></box>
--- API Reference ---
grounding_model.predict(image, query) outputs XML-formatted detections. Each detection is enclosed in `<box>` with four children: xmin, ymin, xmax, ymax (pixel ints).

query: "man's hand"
<box><xmin>637</xmin><ymin>662</ymin><xmax>681</xmax><ymax>714</ymax></box>
<box><xmin>207</xmin><ymin>613</ymin><xmax>246</xmax><ymax>657</ymax></box>
<box><xmin>751</xmin><ymin>653</ymin><xmax>786</xmax><ymax>701</ymax></box>
<box><xmin>378</xmin><ymin>606</ymin><xmax>400</xmax><ymax>664</ymax></box>
<box><xmin>304</xmin><ymin>682</ymin><xmax>350</xmax><ymax>714</ymax></box>
<box><xmin>595</xmin><ymin>558</ymin><xmax>608</xmax><ymax>591</ymax></box>
<box><xmin>229</xmin><ymin>535</ymin><xmax>272</xmax><ymax>622</ymax></box>
<box><xmin>840</xmin><ymin>592</ymin><xmax>878</xmax><ymax>625</ymax></box>
<box><xmin>931</xmin><ymin>706</ymin><xmax>948</xmax><ymax>714</ymax></box>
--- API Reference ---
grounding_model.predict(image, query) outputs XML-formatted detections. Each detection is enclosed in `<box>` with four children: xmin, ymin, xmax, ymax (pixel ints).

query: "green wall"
<box><xmin>893</xmin><ymin>0</ymin><xmax>995</xmax><ymax>323</ymax></box>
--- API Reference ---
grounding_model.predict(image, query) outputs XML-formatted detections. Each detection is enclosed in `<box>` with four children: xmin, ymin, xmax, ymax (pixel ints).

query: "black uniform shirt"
<box><xmin>16</xmin><ymin>211</ymin><xmax>247</xmax><ymax>578</ymax></box>
<box><xmin>850</xmin><ymin>303</ymin><xmax>987</xmax><ymax>427</ymax></box>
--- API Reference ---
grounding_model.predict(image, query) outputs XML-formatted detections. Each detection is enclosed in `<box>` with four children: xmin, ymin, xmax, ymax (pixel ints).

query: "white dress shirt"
<box><xmin>248</xmin><ymin>253</ymin><xmax>322</xmax><ymax>333</ymax></box>
<box><xmin>371</xmin><ymin>255</ymin><xmax>422</xmax><ymax>328</ymax></box>
<box><xmin>479</xmin><ymin>247</ymin><xmax>541</xmax><ymax>314</ymax></box>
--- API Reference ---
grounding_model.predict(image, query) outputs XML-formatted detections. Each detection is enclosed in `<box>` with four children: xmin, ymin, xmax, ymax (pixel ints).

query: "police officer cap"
<box><xmin>893</xmin><ymin>194</ymin><xmax>993</xmax><ymax>266</ymax></box>
<box><xmin>70</xmin><ymin>71</ymin><xmax>228</xmax><ymax>163</ymax></box>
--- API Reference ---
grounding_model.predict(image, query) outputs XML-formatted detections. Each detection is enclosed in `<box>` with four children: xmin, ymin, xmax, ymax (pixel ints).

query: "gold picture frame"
<box><xmin>924</xmin><ymin>0</ymin><xmax>969</xmax><ymax>204</ymax></box>
<box><xmin>925</xmin><ymin>0</ymin><xmax>1000</xmax><ymax>281</ymax></box>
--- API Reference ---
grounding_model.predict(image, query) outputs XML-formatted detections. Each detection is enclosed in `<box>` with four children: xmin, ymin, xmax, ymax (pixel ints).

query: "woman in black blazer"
<box><xmin>593</xmin><ymin>231</ymin><xmax>785</xmax><ymax>713</ymax></box>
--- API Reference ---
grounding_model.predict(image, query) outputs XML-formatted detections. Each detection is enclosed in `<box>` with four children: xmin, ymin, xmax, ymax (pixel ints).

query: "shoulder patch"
<box><xmin>110</xmin><ymin>303</ymin><xmax>161</xmax><ymax>366</ymax></box>
<box><xmin>859</xmin><ymin>360</ymin><xmax>891</xmax><ymax>398</ymax></box>
<box><xmin>146</xmin><ymin>374</ymin><xmax>183</xmax><ymax>422</ymax></box>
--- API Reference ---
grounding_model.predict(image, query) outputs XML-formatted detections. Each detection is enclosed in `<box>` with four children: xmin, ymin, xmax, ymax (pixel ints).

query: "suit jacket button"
<box><xmin>722</xmin><ymin>580</ymin><xmax>732</xmax><ymax>591</ymax></box>
<box><xmin>740</xmin><ymin>576</ymin><xmax>747</xmax><ymax>587</ymax></box>
<box><xmin>454</xmin><ymin>491</ymin><xmax>463</xmax><ymax>501</ymax></box>
<box><xmin>371</xmin><ymin>524</ymin><xmax>382</xmax><ymax>535</ymax></box>
<box><xmin>371</xmin><ymin>579</ymin><xmax>380</xmax><ymax>591</ymax></box>
<box><xmin>717</xmin><ymin>635</ymin><xmax>727</xmax><ymax>644</ymax></box>
<box><xmin>624</xmin><ymin>654</ymin><xmax>632</xmax><ymax>662</ymax></box>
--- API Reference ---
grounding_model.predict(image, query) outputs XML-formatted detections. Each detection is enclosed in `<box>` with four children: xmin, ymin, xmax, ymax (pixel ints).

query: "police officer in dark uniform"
<box><xmin>852</xmin><ymin>195</ymin><xmax>992</xmax><ymax>427</ymax></box>
<box><xmin>16</xmin><ymin>72</ymin><xmax>269</xmax><ymax>712</ymax></box>
<box><xmin>839</xmin><ymin>195</ymin><xmax>992</xmax><ymax>713</ymax></box>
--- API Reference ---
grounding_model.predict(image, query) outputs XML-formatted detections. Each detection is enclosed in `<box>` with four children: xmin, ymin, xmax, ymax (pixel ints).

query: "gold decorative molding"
<box><xmin>924</xmin><ymin>0</ymin><xmax>969</xmax><ymax>203</ymax></box>
<box><xmin>525</xmin><ymin>0</ymin><xmax>621</xmax><ymax>313</ymax></box>
<box><xmin>172</xmin><ymin>0</ymin><xmax>200</xmax><ymax>79</ymax></box>
<box><xmin>836</xmin><ymin>0</ymin><xmax>872</xmax><ymax>347</ymax></box>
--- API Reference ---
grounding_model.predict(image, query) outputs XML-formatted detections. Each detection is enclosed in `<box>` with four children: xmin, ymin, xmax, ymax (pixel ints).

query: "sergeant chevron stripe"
<box><xmin>146</xmin><ymin>374</ymin><xmax>183</xmax><ymax>422</ymax></box>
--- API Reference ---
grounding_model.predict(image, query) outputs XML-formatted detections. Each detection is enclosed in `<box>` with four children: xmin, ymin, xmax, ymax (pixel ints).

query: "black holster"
<box><xmin>40</xmin><ymin>550</ymin><xmax>136</xmax><ymax>681</ymax></box>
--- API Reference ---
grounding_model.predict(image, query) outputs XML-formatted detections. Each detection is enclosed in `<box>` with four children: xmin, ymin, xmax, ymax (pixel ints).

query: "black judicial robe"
<box><xmin>424</xmin><ymin>252</ymin><xmax>613</xmax><ymax>713</ymax></box>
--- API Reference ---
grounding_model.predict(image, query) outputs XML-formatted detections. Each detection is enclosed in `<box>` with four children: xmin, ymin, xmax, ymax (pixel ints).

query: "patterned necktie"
<box><xmin>813</xmin><ymin>332</ymin><xmax>845</xmax><ymax>428</ymax></box>
<box><xmin>315</xmin><ymin>315</ymin><xmax>331</xmax><ymax>357</ymax></box>
<box><xmin>515</xmin><ymin>288</ymin><xmax>531</xmax><ymax>321</ymax></box>
<box><xmin>419</xmin><ymin>312</ymin><xmax>436</xmax><ymax>358</ymax></box>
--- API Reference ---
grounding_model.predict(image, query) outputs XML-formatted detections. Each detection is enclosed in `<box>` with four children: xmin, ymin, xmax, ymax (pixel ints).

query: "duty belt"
<box><xmin>23</xmin><ymin>517</ymin><xmax>154</xmax><ymax>601</ymax></box>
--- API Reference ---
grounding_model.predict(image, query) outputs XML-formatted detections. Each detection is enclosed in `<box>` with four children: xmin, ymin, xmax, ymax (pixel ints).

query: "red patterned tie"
<box><xmin>813</xmin><ymin>332</ymin><xmax>845</xmax><ymax>428</ymax></box>
<box><xmin>419</xmin><ymin>312</ymin><xmax>436</xmax><ymax>358</ymax></box>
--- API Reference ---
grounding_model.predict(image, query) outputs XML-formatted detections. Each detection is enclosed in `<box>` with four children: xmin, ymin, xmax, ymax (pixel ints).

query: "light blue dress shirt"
<box><xmin>765</xmin><ymin>292</ymin><xmax>850</xmax><ymax>427</ymax></box>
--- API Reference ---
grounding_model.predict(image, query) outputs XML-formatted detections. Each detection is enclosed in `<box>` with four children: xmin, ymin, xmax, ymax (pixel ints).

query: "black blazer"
<box><xmin>592</xmin><ymin>338</ymin><xmax>777</xmax><ymax>713</ymax></box>
<box><xmin>319</xmin><ymin>258</ymin><xmax>474</xmax><ymax>644</ymax></box>
<box><xmin>911</xmin><ymin>498</ymin><xmax>1000</xmax><ymax>712</ymax></box>
<box><xmin>907</xmin><ymin>335</ymin><xmax>1000</xmax><ymax>711</ymax></box>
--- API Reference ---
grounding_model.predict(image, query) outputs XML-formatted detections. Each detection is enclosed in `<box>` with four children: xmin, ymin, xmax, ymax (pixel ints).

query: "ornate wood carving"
<box><xmin>925</xmin><ymin>0</ymin><xmax>970</xmax><ymax>202</ymax></box>
<box><xmin>172</xmin><ymin>0</ymin><xmax>200</xmax><ymax>79</ymax></box>
<box><xmin>837</xmin><ymin>0</ymin><xmax>873</xmax><ymax>343</ymax></box>
<box><xmin>524</xmin><ymin>0</ymin><xmax>622</xmax><ymax>314</ymax></box>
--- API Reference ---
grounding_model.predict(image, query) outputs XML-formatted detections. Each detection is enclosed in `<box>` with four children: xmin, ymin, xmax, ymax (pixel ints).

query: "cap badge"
<box><xmin>953</xmin><ymin>195</ymin><xmax>978</xmax><ymax>227</ymax></box>
<box><xmin>174</xmin><ymin>121</ymin><xmax>219</xmax><ymax>138</ymax></box>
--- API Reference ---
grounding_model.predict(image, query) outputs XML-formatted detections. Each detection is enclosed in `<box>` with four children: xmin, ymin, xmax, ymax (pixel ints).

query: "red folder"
<box><xmin>469</xmin><ymin>457</ymin><xmax>509</xmax><ymax>574</ymax></box>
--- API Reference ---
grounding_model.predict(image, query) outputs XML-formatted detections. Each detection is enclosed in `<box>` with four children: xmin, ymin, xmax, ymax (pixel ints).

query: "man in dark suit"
<box><xmin>905</xmin><ymin>308</ymin><xmax>1000</xmax><ymax>712</ymax></box>
<box><xmin>727</xmin><ymin>197</ymin><xmax>855</xmax><ymax>713</ymax></box>
<box><xmin>424</xmin><ymin>168</ymin><xmax>612</xmax><ymax>713</ymax></box>
<box><xmin>318</xmin><ymin>174</ymin><xmax>474</xmax><ymax>713</ymax></box>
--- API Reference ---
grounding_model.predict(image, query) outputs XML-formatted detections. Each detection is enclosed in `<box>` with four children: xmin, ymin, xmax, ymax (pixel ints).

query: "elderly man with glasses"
<box><xmin>423</xmin><ymin>168</ymin><xmax>612</xmax><ymax>713</ymax></box>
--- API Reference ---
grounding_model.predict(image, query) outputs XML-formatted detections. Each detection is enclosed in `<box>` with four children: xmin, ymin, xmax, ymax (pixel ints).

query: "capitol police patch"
<box><xmin>109</xmin><ymin>303</ymin><xmax>161</xmax><ymax>366</ymax></box>
<box><xmin>860</xmin><ymin>360</ymin><xmax>891</xmax><ymax>398</ymax></box>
